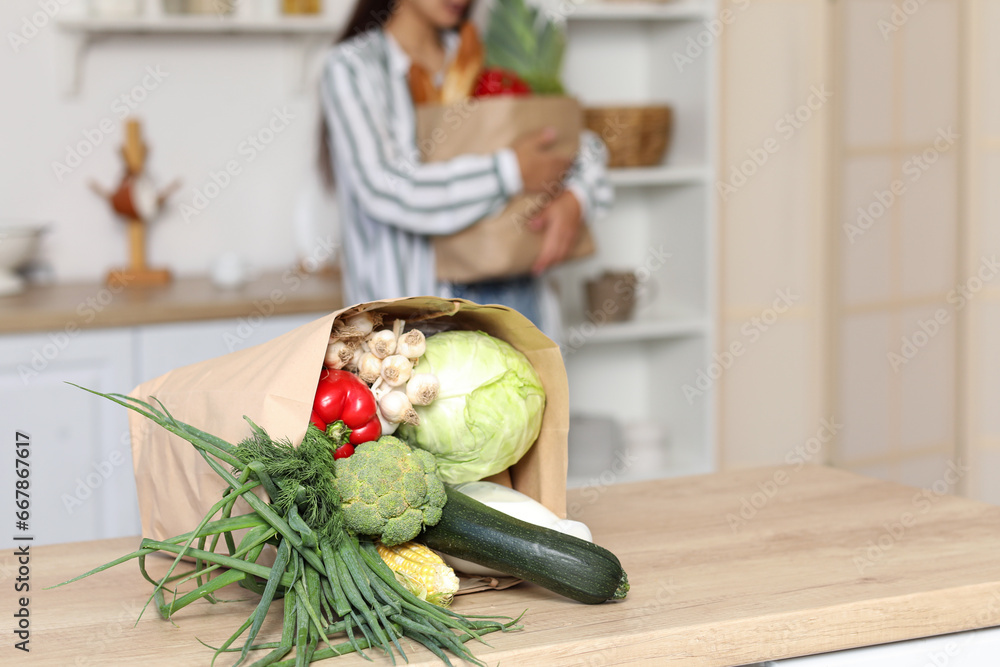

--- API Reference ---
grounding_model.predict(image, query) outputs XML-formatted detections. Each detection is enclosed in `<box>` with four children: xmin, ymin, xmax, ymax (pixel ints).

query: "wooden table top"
<box><xmin>0</xmin><ymin>269</ymin><xmax>344</xmax><ymax>334</ymax></box>
<box><xmin>14</xmin><ymin>464</ymin><xmax>1000</xmax><ymax>665</ymax></box>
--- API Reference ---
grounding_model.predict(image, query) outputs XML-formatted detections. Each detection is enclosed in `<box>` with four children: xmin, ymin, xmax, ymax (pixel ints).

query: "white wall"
<box><xmin>1</xmin><ymin>0</ymin><xmax>353</xmax><ymax>282</ymax></box>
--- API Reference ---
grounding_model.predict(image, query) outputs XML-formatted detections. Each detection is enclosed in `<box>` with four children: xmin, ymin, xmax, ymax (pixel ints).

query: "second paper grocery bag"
<box><xmin>415</xmin><ymin>96</ymin><xmax>595</xmax><ymax>283</ymax></box>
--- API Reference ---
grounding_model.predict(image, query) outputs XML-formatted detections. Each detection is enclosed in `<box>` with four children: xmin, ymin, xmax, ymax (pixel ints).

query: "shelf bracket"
<box><xmin>56</xmin><ymin>28</ymin><xmax>89</xmax><ymax>98</ymax></box>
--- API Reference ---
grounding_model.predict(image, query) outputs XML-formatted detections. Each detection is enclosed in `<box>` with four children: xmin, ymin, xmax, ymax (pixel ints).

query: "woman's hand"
<box><xmin>513</xmin><ymin>128</ymin><xmax>573</xmax><ymax>193</ymax></box>
<box><xmin>530</xmin><ymin>190</ymin><xmax>583</xmax><ymax>275</ymax></box>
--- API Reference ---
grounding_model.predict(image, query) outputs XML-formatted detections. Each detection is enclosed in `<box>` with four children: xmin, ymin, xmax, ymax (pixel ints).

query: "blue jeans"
<box><xmin>450</xmin><ymin>275</ymin><xmax>542</xmax><ymax>328</ymax></box>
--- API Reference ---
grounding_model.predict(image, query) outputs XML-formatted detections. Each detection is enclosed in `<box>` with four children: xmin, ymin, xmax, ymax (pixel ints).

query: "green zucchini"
<box><xmin>419</xmin><ymin>486</ymin><xmax>629</xmax><ymax>604</ymax></box>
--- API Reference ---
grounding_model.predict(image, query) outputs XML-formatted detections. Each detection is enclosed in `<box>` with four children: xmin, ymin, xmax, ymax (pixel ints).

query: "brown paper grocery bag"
<box><xmin>128</xmin><ymin>297</ymin><xmax>569</xmax><ymax>545</ymax></box>
<box><xmin>415</xmin><ymin>96</ymin><xmax>596</xmax><ymax>283</ymax></box>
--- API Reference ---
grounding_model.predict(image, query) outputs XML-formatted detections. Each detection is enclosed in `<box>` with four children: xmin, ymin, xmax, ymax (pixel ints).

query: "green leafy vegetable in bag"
<box><xmin>483</xmin><ymin>0</ymin><xmax>566</xmax><ymax>95</ymax></box>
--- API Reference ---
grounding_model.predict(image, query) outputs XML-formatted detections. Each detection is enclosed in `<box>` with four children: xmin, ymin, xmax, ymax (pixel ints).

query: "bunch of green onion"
<box><xmin>51</xmin><ymin>386</ymin><xmax>520</xmax><ymax>667</ymax></box>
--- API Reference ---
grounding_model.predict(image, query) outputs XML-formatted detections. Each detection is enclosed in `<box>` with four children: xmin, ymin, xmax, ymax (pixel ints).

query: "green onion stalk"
<box><xmin>50</xmin><ymin>386</ymin><xmax>521</xmax><ymax>667</ymax></box>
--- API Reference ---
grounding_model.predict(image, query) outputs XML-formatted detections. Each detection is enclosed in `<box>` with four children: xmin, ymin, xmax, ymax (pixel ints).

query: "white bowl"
<box><xmin>0</xmin><ymin>221</ymin><xmax>48</xmax><ymax>296</ymax></box>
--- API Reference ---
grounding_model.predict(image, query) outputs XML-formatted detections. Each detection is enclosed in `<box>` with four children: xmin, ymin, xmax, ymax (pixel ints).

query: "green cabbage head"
<box><xmin>398</xmin><ymin>330</ymin><xmax>546</xmax><ymax>484</ymax></box>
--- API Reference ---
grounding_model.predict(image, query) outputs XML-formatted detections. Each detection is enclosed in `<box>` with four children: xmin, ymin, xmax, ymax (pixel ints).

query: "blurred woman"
<box><xmin>319</xmin><ymin>0</ymin><xmax>612</xmax><ymax>335</ymax></box>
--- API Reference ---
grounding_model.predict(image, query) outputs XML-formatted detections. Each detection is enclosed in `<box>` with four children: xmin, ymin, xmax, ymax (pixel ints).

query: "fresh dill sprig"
<box><xmin>233</xmin><ymin>420</ymin><xmax>345</xmax><ymax>539</ymax></box>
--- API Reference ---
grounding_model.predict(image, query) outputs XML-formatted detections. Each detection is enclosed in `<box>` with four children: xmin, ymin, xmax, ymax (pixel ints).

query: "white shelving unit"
<box><xmin>608</xmin><ymin>165</ymin><xmax>711</xmax><ymax>188</ymax></box>
<box><xmin>557</xmin><ymin>1</ymin><xmax>717</xmax><ymax>487</ymax></box>
<box><xmin>565</xmin><ymin>2</ymin><xmax>712</xmax><ymax>21</ymax></box>
<box><xmin>573</xmin><ymin>317</ymin><xmax>709</xmax><ymax>344</ymax></box>
<box><xmin>57</xmin><ymin>15</ymin><xmax>340</xmax><ymax>33</ymax></box>
<box><xmin>55</xmin><ymin>14</ymin><xmax>337</xmax><ymax>94</ymax></box>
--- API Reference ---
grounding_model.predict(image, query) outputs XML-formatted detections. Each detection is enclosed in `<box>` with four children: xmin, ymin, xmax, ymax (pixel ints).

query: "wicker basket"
<box><xmin>583</xmin><ymin>105</ymin><xmax>673</xmax><ymax>168</ymax></box>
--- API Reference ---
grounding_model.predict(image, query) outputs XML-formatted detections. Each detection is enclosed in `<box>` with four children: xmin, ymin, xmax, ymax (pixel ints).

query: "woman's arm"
<box><xmin>563</xmin><ymin>129</ymin><xmax>615</xmax><ymax>222</ymax></box>
<box><xmin>321</xmin><ymin>53</ymin><xmax>522</xmax><ymax>235</ymax></box>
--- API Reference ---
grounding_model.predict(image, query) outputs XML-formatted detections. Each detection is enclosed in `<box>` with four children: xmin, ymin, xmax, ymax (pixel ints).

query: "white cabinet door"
<box><xmin>135</xmin><ymin>313</ymin><xmax>328</xmax><ymax>383</ymax></box>
<box><xmin>0</xmin><ymin>329</ymin><xmax>140</xmax><ymax>548</ymax></box>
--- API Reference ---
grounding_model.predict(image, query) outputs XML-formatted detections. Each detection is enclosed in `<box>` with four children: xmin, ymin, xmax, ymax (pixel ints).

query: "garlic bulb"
<box><xmin>396</xmin><ymin>329</ymin><xmax>427</xmax><ymax>359</ymax></box>
<box><xmin>345</xmin><ymin>346</ymin><xmax>364</xmax><ymax>372</ymax></box>
<box><xmin>325</xmin><ymin>340</ymin><xmax>356</xmax><ymax>370</ymax></box>
<box><xmin>357</xmin><ymin>352</ymin><xmax>383</xmax><ymax>384</ymax></box>
<box><xmin>379</xmin><ymin>390</ymin><xmax>419</xmax><ymax>425</ymax></box>
<box><xmin>406</xmin><ymin>373</ymin><xmax>439</xmax><ymax>406</ymax></box>
<box><xmin>368</xmin><ymin>330</ymin><xmax>397</xmax><ymax>359</ymax></box>
<box><xmin>343</xmin><ymin>312</ymin><xmax>377</xmax><ymax>336</ymax></box>
<box><xmin>380</xmin><ymin>355</ymin><xmax>413</xmax><ymax>387</ymax></box>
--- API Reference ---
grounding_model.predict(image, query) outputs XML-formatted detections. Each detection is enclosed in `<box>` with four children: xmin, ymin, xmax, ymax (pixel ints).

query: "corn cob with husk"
<box><xmin>376</xmin><ymin>541</ymin><xmax>461</xmax><ymax>607</ymax></box>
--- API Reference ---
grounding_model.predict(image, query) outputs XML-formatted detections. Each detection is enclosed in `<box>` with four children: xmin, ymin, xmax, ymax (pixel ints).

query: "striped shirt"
<box><xmin>319</xmin><ymin>28</ymin><xmax>614</xmax><ymax>317</ymax></box>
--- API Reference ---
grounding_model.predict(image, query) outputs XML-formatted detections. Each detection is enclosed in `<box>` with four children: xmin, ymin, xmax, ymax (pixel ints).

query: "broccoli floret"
<box><xmin>342</xmin><ymin>502</ymin><xmax>382</xmax><ymax>535</ymax></box>
<box><xmin>425</xmin><ymin>473</ymin><xmax>446</xmax><ymax>509</ymax></box>
<box><xmin>382</xmin><ymin>510</ymin><xmax>425</xmax><ymax>546</ymax></box>
<box><xmin>333</xmin><ymin>435</ymin><xmax>448</xmax><ymax>545</ymax></box>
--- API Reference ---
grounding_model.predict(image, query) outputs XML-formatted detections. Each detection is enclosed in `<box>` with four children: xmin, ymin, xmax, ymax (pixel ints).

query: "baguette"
<box><xmin>408</xmin><ymin>62</ymin><xmax>441</xmax><ymax>106</ymax></box>
<box><xmin>440</xmin><ymin>21</ymin><xmax>484</xmax><ymax>105</ymax></box>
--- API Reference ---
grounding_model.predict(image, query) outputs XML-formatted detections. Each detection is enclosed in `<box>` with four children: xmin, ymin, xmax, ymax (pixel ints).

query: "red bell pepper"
<box><xmin>311</xmin><ymin>369</ymin><xmax>381</xmax><ymax>459</ymax></box>
<box><xmin>473</xmin><ymin>68</ymin><xmax>532</xmax><ymax>97</ymax></box>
